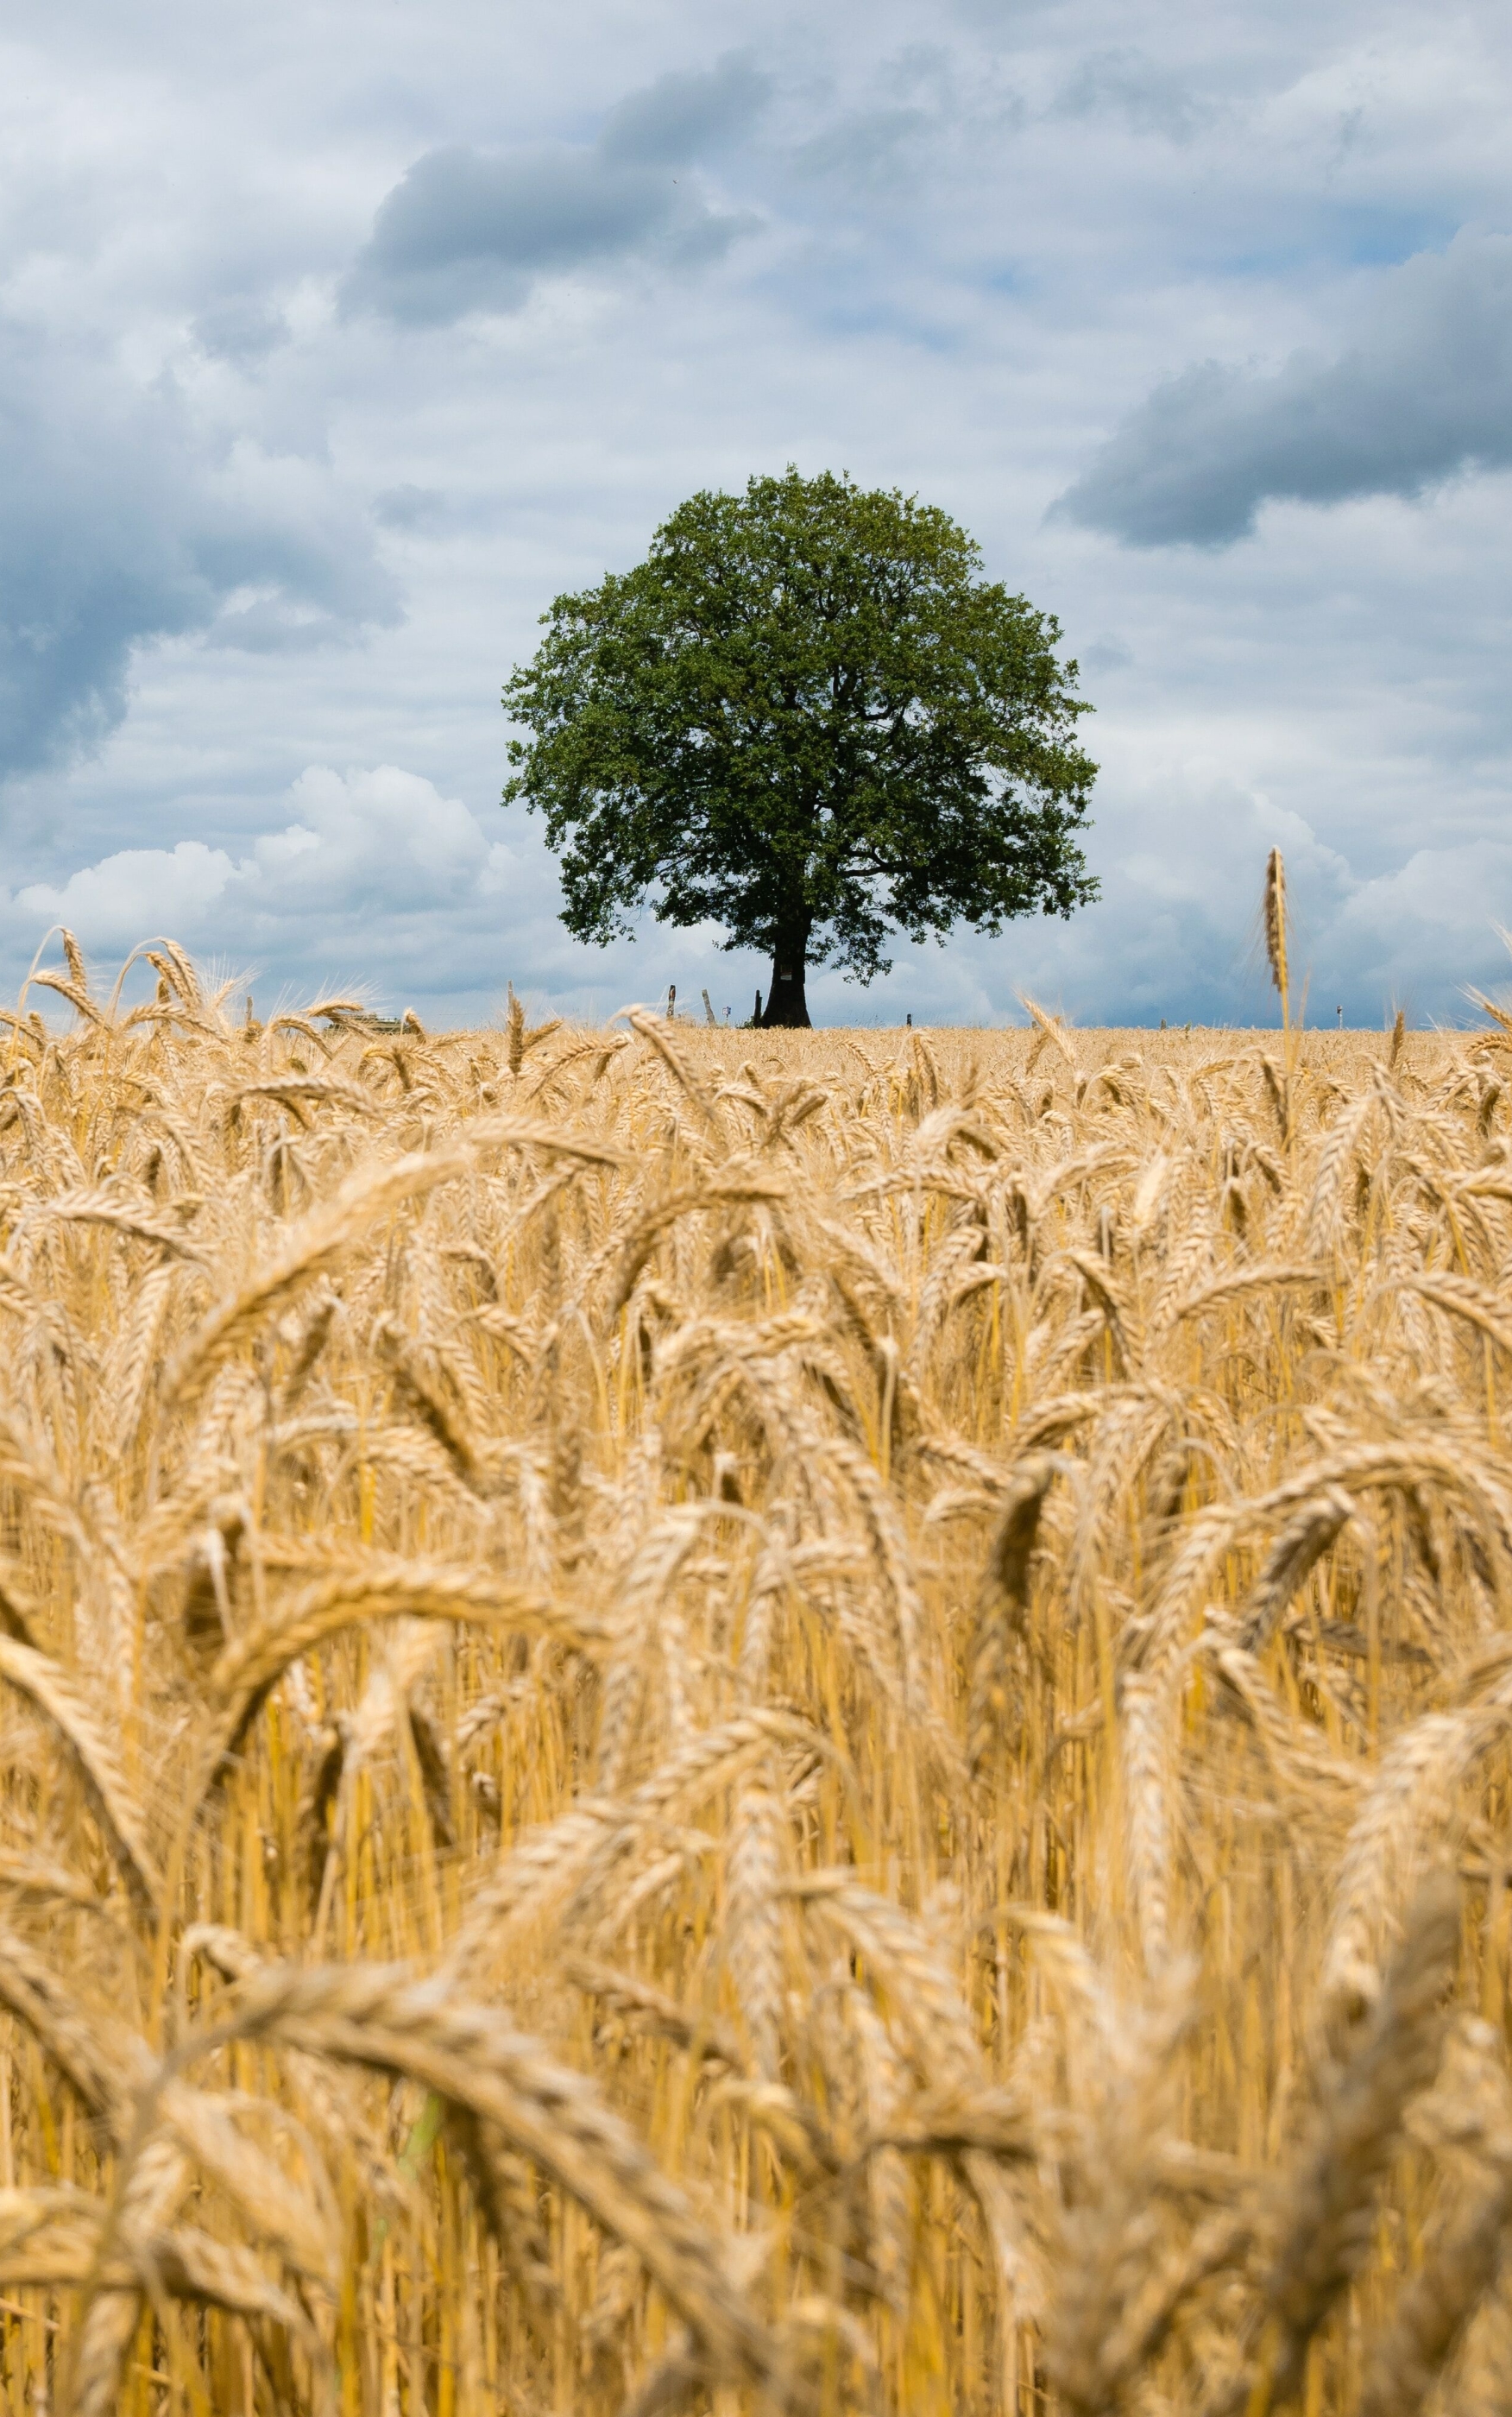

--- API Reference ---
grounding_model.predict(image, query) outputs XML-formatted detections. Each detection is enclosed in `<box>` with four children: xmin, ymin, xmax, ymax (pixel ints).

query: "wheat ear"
<box><xmin>0</xmin><ymin>1922</ymin><xmax>142</xmax><ymax>2132</ymax></box>
<box><xmin>967</xmin><ymin>1452</ymin><xmax>1057</xmax><ymax>1778</ymax></box>
<box><xmin>726</xmin><ymin>1771</ymin><xmax>787</xmax><ymax>2079</ymax></box>
<box><xmin>1236</xmin><ymin>1487</ymin><xmax>1354</xmax><ymax>1651</ymax></box>
<box><xmin>163</xmin><ymin>1143</ymin><xmax>475</xmax><ymax>1404</ymax></box>
<box><xmin>1264</xmin><ymin>848</ymin><xmax>1289</xmax><ymax>1029</ymax></box>
<box><xmin>0</xmin><ymin>1635</ymin><xmax>161</xmax><ymax>1908</ymax></box>
<box><xmin>849</xmin><ymin>1989</ymin><xmax>914</xmax><ymax>2319</ymax></box>
<box><xmin>1239</xmin><ymin>1869</ymin><xmax>1461</xmax><ymax>2415</ymax></box>
<box><xmin>204</xmin><ymin>1557</ymin><xmax>589</xmax><ymax>1769</ymax></box>
<box><xmin>71</xmin><ymin>2136</ymin><xmax>192</xmax><ymax>2417</ymax></box>
<box><xmin>212</xmin><ymin>1960</ymin><xmax>785</xmax><ymax>2394</ymax></box>
<box><xmin>1358</xmin><ymin>2151</ymin><xmax>1512</xmax><ymax>2417</ymax></box>
<box><xmin>1043</xmin><ymin>1975</ymin><xmax>1202</xmax><ymax>2414</ymax></box>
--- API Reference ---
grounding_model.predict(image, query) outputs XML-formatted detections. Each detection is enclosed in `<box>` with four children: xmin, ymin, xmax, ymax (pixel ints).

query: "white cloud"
<box><xmin>8</xmin><ymin>767</ymin><xmax>501</xmax><ymax>981</ymax></box>
<box><xmin>1336</xmin><ymin>841</ymin><xmax>1512</xmax><ymax>1016</ymax></box>
<box><xmin>261</xmin><ymin>765</ymin><xmax>488</xmax><ymax>898</ymax></box>
<box><xmin>17</xmin><ymin>841</ymin><xmax>237</xmax><ymax>947</ymax></box>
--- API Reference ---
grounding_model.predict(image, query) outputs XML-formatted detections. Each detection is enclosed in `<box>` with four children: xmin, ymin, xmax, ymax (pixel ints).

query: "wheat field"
<box><xmin>2</xmin><ymin>943</ymin><xmax>1512</xmax><ymax>2415</ymax></box>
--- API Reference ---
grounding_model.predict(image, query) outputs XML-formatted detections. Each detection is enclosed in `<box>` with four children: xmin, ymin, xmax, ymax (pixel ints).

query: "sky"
<box><xmin>2</xmin><ymin>0</ymin><xmax>1510</xmax><ymax>1031</ymax></box>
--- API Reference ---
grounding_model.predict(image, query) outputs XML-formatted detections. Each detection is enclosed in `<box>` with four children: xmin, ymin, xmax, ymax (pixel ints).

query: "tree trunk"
<box><xmin>760</xmin><ymin>929</ymin><xmax>810</xmax><ymax>1027</ymax></box>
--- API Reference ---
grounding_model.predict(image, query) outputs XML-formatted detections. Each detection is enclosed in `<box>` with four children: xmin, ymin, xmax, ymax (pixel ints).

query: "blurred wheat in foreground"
<box><xmin>6</xmin><ymin>952</ymin><xmax>1512</xmax><ymax>2416</ymax></box>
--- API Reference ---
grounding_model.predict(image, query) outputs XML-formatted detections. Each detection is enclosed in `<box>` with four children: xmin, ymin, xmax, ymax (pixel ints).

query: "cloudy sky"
<box><xmin>3</xmin><ymin>0</ymin><xmax>1509</xmax><ymax>1029</ymax></box>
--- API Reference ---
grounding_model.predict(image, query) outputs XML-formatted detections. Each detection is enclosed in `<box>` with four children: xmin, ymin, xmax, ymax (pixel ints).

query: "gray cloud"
<box><xmin>192</xmin><ymin>294</ymin><xmax>290</xmax><ymax>363</ymax></box>
<box><xmin>1051</xmin><ymin>48</ymin><xmax>1216</xmax><ymax>142</ymax></box>
<box><xmin>1056</xmin><ymin>231</ymin><xmax>1512</xmax><ymax>546</ymax></box>
<box><xmin>789</xmin><ymin>48</ymin><xmax>1011</xmax><ymax>199</ymax></box>
<box><xmin>598</xmin><ymin>54</ymin><xmax>769</xmax><ymax>166</ymax></box>
<box><xmin>791</xmin><ymin>107</ymin><xmax>933</xmax><ymax>192</ymax></box>
<box><xmin>0</xmin><ymin>317</ymin><xmax>400</xmax><ymax>780</ymax></box>
<box><xmin>345</xmin><ymin>54</ymin><xmax>767</xmax><ymax>325</ymax></box>
<box><xmin>374</xmin><ymin>483</ymin><xmax>450</xmax><ymax>533</ymax></box>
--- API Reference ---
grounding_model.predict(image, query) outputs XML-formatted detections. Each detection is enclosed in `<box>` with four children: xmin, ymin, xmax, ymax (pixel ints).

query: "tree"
<box><xmin>502</xmin><ymin>467</ymin><xmax>1099</xmax><ymax>1026</ymax></box>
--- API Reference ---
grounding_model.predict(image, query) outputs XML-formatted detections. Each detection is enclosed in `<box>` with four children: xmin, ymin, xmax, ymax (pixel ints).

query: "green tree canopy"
<box><xmin>503</xmin><ymin>467</ymin><xmax>1099</xmax><ymax>1025</ymax></box>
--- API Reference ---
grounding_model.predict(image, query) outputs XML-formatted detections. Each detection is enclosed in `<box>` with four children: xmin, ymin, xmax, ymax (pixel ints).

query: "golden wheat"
<box><xmin>0</xmin><ymin>953</ymin><xmax>1510</xmax><ymax>2411</ymax></box>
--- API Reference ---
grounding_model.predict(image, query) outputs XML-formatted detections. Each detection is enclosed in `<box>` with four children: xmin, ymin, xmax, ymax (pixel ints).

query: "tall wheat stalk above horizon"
<box><xmin>1265</xmin><ymin>844</ymin><xmax>1292</xmax><ymax>1032</ymax></box>
<box><xmin>0</xmin><ymin>937</ymin><xmax>1508</xmax><ymax>2415</ymax></box>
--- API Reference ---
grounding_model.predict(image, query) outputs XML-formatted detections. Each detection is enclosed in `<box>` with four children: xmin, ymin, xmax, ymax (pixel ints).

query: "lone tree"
<box><xmin>503</xmin><ymin>468</ymin><xmax>1099</xmax><ymax>1026</ymax></box>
